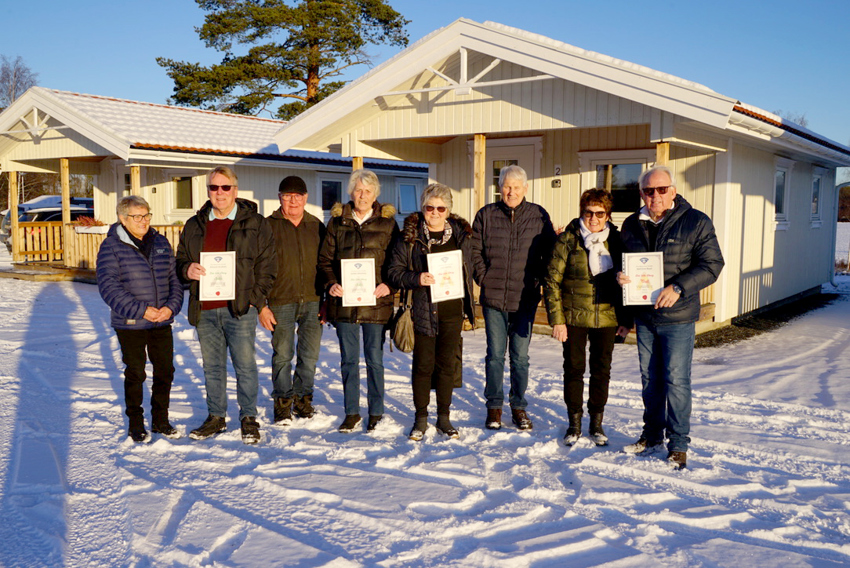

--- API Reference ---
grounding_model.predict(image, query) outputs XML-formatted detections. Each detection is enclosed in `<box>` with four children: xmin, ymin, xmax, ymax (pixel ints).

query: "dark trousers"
<box><xmin>115</xmin><ymin>326</ymin><xmax>175</xmax><ymax>428</ymax></box>
<box><xmin>562</xmin><ymin>325</ymin><xmax>617</xmax><ymax>415</ymax></box>
<box><xmin>411</xmin><ymin>317</ymin><xmax>462</xmax><ymax>417</ymax></box>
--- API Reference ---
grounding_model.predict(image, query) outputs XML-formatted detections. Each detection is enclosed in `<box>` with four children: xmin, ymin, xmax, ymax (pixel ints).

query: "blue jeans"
<box><xmin>635</xmin><ymin>317</ymin><xmax>695</xmax><ymax>452</ymax></box>
<box><xmin>483</xmin><ymin>306</ymin><xmax>534</xmax><ymax>409</ymax></box>
<box><xmin>196</xmin><ymin>306</ymin><xmax>259</xmax><ymax>420</ymax></box>
<box><xmin>335</xmin><ymin>322</ymin><xmax>385</xmax><ymax>416</ymax></box>
<box><xmin>270</xmin><ymin>301</ymin><xmax>322</xmax><ymax>399</ymax></box>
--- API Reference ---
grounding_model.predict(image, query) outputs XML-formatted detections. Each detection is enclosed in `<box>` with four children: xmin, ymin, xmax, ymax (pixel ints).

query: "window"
<box><xmin>774</xmin><ymin>157</ymin><xmax>795</xmax><ymax>228</ymax></box>
<box><xmin>123</xmin><ymin>173</ymin><xmax>132</xmax><ymax>198</ymax></box>
<box><xmin>397</xmin><ymin>178</ymin><xmax>425</xmax><ymax>214</ymax></box>
<box><xmin>578</xmin><ymin>149</ymin><xmax>656</xmax><ymax>216</ymax></box>
<box><xmin>595</xmin><ymin>163</ymin><xmax>642</xmax><ymax>213</ymax></box>
<box><xmin>811</xmin><ymin>167</ymin><xmax>826</xmax><ymax>223</ymax></box>
<box><xmin>321</xmin><ymin>179</ymin><xmax>343</xmax><ymax>211</ymax></box>
<box><xmin>174</xmin><ymin>176</ymin><xmax>193</xmax><ymax>209</ymax></box>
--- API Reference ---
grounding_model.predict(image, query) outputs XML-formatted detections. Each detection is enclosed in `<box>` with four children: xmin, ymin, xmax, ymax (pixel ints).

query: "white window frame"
<box><xmin>774</xmin><ymin>157</ymin><xmax>795</xmax><ymax>231</ymax></box>
<box><xmin>396</xmin><ymin>177</ymin><xmax>425</xmax><ymax>215</ymax></box>
<box><xmin>811</xmin><ymin>166</ymin><xmax>826</xmax><ymax>228</ymax></box>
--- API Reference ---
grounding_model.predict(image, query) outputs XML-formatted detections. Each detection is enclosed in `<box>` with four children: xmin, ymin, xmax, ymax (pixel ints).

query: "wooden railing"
<box><xmin>12</xmin><ymin>223</ymin><xmax>184</xmax><ymax>269</ymax></box>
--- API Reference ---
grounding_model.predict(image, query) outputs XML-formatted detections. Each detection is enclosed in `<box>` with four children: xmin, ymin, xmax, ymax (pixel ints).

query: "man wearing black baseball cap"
<box><xmin>259</xmin><ymin>175</ymin><xmax>327</xmax><ymax>423</ymax></box>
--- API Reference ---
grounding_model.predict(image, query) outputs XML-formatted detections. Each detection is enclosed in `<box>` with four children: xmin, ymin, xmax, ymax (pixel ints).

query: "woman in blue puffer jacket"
<box><xmin>96</xmin><ymin>196</ymin><xmax>183</xmax><ymax>443</ymax></box>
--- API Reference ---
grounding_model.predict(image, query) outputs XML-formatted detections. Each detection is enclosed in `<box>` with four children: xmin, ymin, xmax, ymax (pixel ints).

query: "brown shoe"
<box><xmin>485</xmin><ymin>408</ymin><xmax>502</xmax><ymax>430</ymax></box>
<box><xmin>338</xmin><ymin>414</ymin><xmax>362</xmax><ymax>433</ymax></box>
<box><xmin>511</xmin><ymin>408</ymin><xmax>533</xmax><ymax>431</ymax></box>
<box><xmin>667</xmin><ymin>451</ymin><xmax>687</xmax><ymax>470</ymax></box>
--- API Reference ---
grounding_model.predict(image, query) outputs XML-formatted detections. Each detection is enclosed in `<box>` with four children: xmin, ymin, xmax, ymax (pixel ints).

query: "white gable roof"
<box><xmin>0</xmin><ymin>87</ymin><xmax>285</xmax><ymax>160</ymax></box>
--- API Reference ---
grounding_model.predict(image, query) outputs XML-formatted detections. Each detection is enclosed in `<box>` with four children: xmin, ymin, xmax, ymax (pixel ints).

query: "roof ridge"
<box><xmin>49</xmin><ymin>89</ymin><xmax>288</xmax><ymax>125</ymax></box>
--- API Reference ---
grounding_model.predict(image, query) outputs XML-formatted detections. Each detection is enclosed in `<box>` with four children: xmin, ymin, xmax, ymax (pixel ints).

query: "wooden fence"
<box><xmin>12</xmin><ymin>223</ymin><xmax>184</xmax><ymax>269</ymax></box>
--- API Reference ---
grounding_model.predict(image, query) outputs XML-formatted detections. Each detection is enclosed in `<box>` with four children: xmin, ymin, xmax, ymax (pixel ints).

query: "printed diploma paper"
<box><xmin>199</xmin><ymin>251</ymin><xmax>236</xmax><ymax>301</ymax></box>
<box><xmin>341</xmin><ymin>258</ymin><xmax>377</xmax><ymax>307</ymax></box>
<box><xmin>622</xmin><ymin>252</ymin><xmax>664</xmax><ymax>305</ymax></box>
<box><xmin>427</xmin><ymin>250</ymin><xmax>464</xmax><ymax>303</ymax></box>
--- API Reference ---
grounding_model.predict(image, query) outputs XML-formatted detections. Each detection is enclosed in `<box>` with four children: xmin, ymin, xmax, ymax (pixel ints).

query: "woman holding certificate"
<box><xmin>543</xmin><ymin>189</ymin><xmax>629</xmax><ymax>447</ymax></box>
<box><xmin>319</xmin><ymin>169</ymin><xmax>400</xmax><ymax>433</ymax></box>
<box><xmin>388</xmin><ymin>183</ymin><xmax>475</xmax><ymax>441</ymax></box>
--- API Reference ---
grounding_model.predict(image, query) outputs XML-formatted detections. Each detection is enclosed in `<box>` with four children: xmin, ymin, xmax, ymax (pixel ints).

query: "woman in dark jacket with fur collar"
<box><xmin>318</xmin><ymin>169</ymin><xmax>399</xmax><ymax>433</ymax></box>
<box><xmin>388</xmin><ymin>183</ymin><xmax>475</xmax><ymax>441</ymax></box>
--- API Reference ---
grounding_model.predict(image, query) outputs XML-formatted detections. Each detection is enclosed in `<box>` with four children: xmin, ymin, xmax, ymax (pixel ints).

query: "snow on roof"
<box><xmin>48</xmin><ymin>89</ymin><xmax>287</xmax><ymax>156</ymax></box>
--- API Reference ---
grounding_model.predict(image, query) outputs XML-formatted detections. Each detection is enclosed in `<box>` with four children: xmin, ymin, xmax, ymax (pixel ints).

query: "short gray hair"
<box><xmin>639</xmin><ymin>165</ymin><xmax>675</xmax><ymax>189</ymax></box>
<box><xmin>347</xmin><ymin>169</ymin><xmax>381</xmax><ymax>198</ymax></box>
<box><xmin>208</xmin><ymin>165</ymin><xmax>238</xmax><ymax>186</ymax></box>
<box><xmin>420</xmin><ymin>183</ymin><xmax>453</xmax><ymax>213</ymax></box>
<box><xmin>499</xmin><ymin>165</ymin><xmax>527</xmax><ymax>189</ymax></box>
<box><xmin>117</xmin><ymin>195</ymin><xmax>150</xmax><ymax>217</ymax></box>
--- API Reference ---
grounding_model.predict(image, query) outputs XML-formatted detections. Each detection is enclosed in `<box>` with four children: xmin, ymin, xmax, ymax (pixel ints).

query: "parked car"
<box><xmin>3</xmin><ymin>199</ymin><xmax>95</xmax><ymax>253</ymax></box>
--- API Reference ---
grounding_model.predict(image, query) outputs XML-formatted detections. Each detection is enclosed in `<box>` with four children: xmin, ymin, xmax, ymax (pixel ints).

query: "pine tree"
<box><xmin>156</xmin><ymin>0</ymin><xmax>409</xmax><ymax>119</ymax></box>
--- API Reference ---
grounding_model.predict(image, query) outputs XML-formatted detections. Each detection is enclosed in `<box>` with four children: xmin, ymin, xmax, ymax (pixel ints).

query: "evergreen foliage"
<box><xmin>156</xmin><ymin>0</ymin><xmax>409</xmax><ymax>119</ymax></box>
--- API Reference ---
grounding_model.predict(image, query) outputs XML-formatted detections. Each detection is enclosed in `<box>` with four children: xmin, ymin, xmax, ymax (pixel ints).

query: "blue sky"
<box><xmin>3</xmin><ymin>0</ymin><xmax>849</xmax><ymax>146</ymax></box>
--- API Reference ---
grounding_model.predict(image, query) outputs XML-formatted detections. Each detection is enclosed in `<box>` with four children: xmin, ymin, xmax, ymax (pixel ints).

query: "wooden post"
<box><xmin>61</xmin><ymin>158</ymin><xmax>71</xmax><ymax>226</ymax></box>
<box><xmin>474</xmin><ymin>134</ymin><xmax>486</xmax><ymax>212</ymax></box>
<box><xmin>656</xmin><ymin>142</ymin><xmax>670</xmax><ymax>166</ymax></box>
<box><xmin>9</xmin><ymin>171</ymin><xmax>20</xmax><ymax>261</ymax></box>
<box><xmin>352</xmin><ymin>157</ymin><xmax>364</xmax><ymax>171</ymax></box>
<box><xmin>130</xmin><ymin>165</ymin><xmax>141</xmax><ymax>196</ymax></box>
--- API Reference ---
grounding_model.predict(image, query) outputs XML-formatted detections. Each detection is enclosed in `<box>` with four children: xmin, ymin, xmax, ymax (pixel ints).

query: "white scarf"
<box><xmin>579</xmin><ymin>218</ymin><xmax>613</xmax><ymax>276</ymax></box>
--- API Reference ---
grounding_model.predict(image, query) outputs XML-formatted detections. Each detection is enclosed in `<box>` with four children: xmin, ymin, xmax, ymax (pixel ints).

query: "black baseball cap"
<box><xmin>278</xmin><ymin>176</ymin><xmax>308</xmax><ymax>194</ymax></box>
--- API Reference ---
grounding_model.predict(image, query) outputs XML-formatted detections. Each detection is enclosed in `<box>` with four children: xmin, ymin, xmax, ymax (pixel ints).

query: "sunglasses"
<box><xmin>642</xmin><ymin>185</ymin><xmax>671</xmax><ymax>196</ymax></box>
<box><xmin>425</xmin><ymin>205</ymin><xmax>448</xmax><ymax>213</ymax></box>
<box><xmin>208</xmin><ymin>184</ymin><xmax>234</xmax><ymax>192</ymax></box>
<box><xmin>582</xmin><ymin>210</ymin><xmax>607</xmax><ymax>219</ymax></box>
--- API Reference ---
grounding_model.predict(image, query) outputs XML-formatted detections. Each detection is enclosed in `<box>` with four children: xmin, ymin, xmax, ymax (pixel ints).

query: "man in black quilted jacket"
<box><xmin>471</xmin><ymin>165</ymin><xmax>556</xmax><ymax>431</ymax></box>
<box><xmin>618</xmin><ymin>165</ymin><xmax>724</xmax><ymax>470</ymax></box>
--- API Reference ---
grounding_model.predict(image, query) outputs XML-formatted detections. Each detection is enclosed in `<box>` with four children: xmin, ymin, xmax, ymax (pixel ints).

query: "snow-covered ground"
<box><xmin>2</xmin><ymin>245</ymin><xmax>850</xmax><ymax>567</ymax></box>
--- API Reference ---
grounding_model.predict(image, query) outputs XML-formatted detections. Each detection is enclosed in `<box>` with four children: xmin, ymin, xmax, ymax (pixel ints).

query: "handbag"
<box><xmin>390</xmin><ymin>243</ymin><xmax>416</xmax><ymax>353</ymax></box>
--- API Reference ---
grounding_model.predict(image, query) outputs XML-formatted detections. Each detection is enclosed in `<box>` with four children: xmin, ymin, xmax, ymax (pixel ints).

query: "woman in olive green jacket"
<box><xmin>544</xmin><ymin>189</ymin><xmax>629</xmax><ymax>446</ymax></box>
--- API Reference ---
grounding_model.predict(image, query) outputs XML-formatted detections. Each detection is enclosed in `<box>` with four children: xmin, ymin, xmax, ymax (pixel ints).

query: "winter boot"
<box><xmin>367</xmin><ymin>415</ymin><xmax>383</xmax><ymax>432</ymax></box>
<box><xmin>274</xmin><ymin>397</ymin><xmax>293</xmax><ymax>424</ymax></box>
<box><xmin>241</xmin><ymin>416</ymin><xmax>261</xmax><ymax>444</ymax></box>
<box><xmin>294</xmin><ymin>394</ymin><xmax>315</xmax><ymax>419</ymax></box>
<box><xmin>408</xmin><ymin>415</ymin><xmax>429</xmax><ymax>441</ymax></box>
<box><xmin>338</xmin><ymin>414</ymin><xmax>361</xmax><ymax>433</ymax></box>
<box><xmin>436</xmin><ymin>414</ymin><xmax>459</xmax><ymax>439</ymax></box>
<box><xmin>589</xmin><ymin>412</ymin><xmax>608</xmax><ymax>446</ymax></box>
<box><xmin>563</xmin><ymin>412</ymin><xmax>582</xmax><ymax>446</ymax></box>
<box><xmin>189</xmin><ymin>415</ymin><xmax>226</xmax><ymax>440</ymax></box>
<box><xmin>485</xmin><ymin>408</ymin><xmax>502</xmax><ymax>430</ymax></box>
<box><xmin>511</xmin><ymin>408</ymin><xmax>533</xmax><ymax>431</ymax></box>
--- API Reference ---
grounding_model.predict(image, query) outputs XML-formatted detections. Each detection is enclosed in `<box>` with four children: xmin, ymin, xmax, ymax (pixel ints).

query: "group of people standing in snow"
<box><xmin>96</xmin><ymin>162</ymin><xmax>722</xmax><ymax>470</ymax></box>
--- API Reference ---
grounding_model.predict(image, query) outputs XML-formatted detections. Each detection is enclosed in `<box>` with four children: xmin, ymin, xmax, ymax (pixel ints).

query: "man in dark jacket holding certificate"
<box><xmin>619</xmin><ymin>165</ymin><xmax>724</xmax><ymax>469</ymax></box>
<box><xmin>176</xmin><ymin>166</ymin><xmax>276</xmax><ymax>444</ymax></box>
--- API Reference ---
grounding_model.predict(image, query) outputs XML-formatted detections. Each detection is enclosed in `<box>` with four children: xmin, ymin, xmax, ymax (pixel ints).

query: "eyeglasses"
<box><xmin>582</xmin><ymin>210</ymin><xmax>607</xmax><ymax>219</ymax></box>
<box><xmin>126</xmin><ymin>213</ymin><xmax>153</xmax><ymax>222</ymax></box>
<box><xmin>425</xmin><ymin>205</ymin><xmax>448</xmax><ymax>213</ymax></box>
<box><xmin>642</xmin><ymin>186</ymin><xmax>672</xmax><ymax>196</ymax></box>
<box><xmin>280</xmin><ymin>193</ymin><xmax>306</xmax><ymax>201</ymax></box>
<box><xmin>208</xmin><ymin>184</ymin><xmax>234</xmax><ymax>192</ymax></box>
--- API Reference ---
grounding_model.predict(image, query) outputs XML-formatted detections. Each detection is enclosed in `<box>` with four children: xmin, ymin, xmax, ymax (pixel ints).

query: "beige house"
<box><xmin>0</xmin><ymin>88</ymin><xmax>426</xmax><ymax>266</ymax></box>
<box><xmin>274</xmin><ymin>18</ymin><xmax>850</xmax><ymax>325</ymax></box>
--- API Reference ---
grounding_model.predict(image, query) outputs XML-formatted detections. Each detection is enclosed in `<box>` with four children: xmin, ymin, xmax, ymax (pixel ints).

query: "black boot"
<box><xmin>563</xmin><ymin>412</ymin><xmax>582</xmax><ymax>446</ymax></box>
<box><xmin>408</xmin><ymin>415</ymin><xmax>429</xmax><ymax>441</ymax></box>
<box><xmin>589</xmin><ymin>412</ymin><xmax>608</xmax><ymax>446</ymax></box>
<box><xmin>274</xmin><ymin>397</ymin><xmax>293</xmax><ymax>424</ymax></box>
<box><xmin>436</xmin><ymin>413</ymin><xmax>459</xmax><ymax>439</ymax></box>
